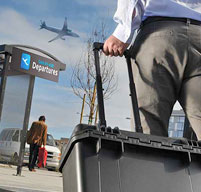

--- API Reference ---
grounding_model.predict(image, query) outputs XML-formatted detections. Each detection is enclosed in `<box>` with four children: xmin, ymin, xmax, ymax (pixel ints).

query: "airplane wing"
<box><xmin>62</xmin><ymin>17</ymin><xmax>68</xmax><ymax>31</ymax></box>
<box><xmin>48</xmin><ymin>34</ymin><xmax>63</xmax><ymax>43</ymax></box>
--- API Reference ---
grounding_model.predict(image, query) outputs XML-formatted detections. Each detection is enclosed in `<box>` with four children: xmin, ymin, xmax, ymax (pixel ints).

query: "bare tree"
<box><xmin>71</xmin><ymin>22</ymin><xmax>118</xmax><ymax>120</ymax></box>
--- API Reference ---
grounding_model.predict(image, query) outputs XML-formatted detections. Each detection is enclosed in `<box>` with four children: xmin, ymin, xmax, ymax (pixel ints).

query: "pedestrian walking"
<box><xmin>27</xmin><ymin>116</ymin><xmax>47</xmax><ymax>171</ymax></box>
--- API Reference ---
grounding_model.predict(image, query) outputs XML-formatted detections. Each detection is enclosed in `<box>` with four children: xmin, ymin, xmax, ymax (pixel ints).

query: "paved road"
<box><xmin>0</xmin><ymin>164</ymin><xmax>63</xmax><ymax>192</ymax></box>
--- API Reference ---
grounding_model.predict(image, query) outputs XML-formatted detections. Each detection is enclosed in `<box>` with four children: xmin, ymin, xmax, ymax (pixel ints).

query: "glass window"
<box><xmin>178</xmin><ymin>131</ymin><xmax>183</xmax><ymax>138</ymax></box>
<box><xmin>12</xmin><ymin>130</ymin><xmax>19</xmax><ymax>142</ymax></box>
<box><xmin>2</xmin><ymin>130</ymin><xmax>9</xmax><ymax>141</ymax></box>
<box><xmin>174</xmin><ymin>117</ymin><xmax>179</xmax><ymax>123</ymax></box>
<box><xmin>46</xmin><ymin>134</ymin><xmax>56</xmax><ymax>146</ymax></box>
<box><xmin>168</xmin><ymin>122</ymin><xmax>174</xmax><ymax>131</ymax></box>
<box><xmin>6</xmin><ymin>130</ymin><xmax>15</xmax><ymax>141</ymax></box>
<box><xmin>169</xmin><ymin>117</ymin><xmax>174</xmax><ymax>123</ymax></box>
<box><xmin>174</xmin><ymin>124</ymin><xmax>178</xmax><ymax>131</ymax></box>
<box><xmin>172</xmin><ymin>131</ymin><xmax>178</xmax><ymax>138</ymax></box>
<box><xmin>19</xmin><ymin>130</ymin><xmax>23</xmax><ymax>142</ymax></box>
<box><xmin>179</xmin><ymin>117</ymin><xmax>185</xmax><ymax>123</ymax></box>
<box><xmin>0</xmin><ymin>130</ymin><xmax>6</xmax><ymax>140</ymax></box>
<box><xmin>168</xmin><ymin>131</ymin><xmax>173</xmax><ymax>137</ymax></box>
<box><xmin>177</xmin><ymin>123</ymin><xmax>184</xmax><ymax>131</ymax></box>
<box><xmin>0</xmin><ymin>75</ymin><xmax>30</xmax><ymax>137</ymax></box>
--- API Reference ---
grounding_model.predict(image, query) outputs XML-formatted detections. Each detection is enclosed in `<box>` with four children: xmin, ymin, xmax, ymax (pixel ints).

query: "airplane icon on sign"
<box><xmin>22</xmin><ymin>58</ymin><xmax>29</xmax><ymax>66</ymax></box>
<box><xmin>21</xmin><ymin>53</ymin><xmax>31</xmax><ymax>70</ymax></box>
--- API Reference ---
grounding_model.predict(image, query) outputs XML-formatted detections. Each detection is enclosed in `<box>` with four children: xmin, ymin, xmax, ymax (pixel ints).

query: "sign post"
<box><xmin>17</xmin><ymin>75</ymin><xmax>35</xmax><ymax>176</ymax></box>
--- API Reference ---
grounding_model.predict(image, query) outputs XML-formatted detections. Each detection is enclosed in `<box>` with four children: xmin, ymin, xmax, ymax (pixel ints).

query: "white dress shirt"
<box><xmin>113</xmin><ymin>0</ymin><xmax>201</xmax><ymax>44</ymax></box>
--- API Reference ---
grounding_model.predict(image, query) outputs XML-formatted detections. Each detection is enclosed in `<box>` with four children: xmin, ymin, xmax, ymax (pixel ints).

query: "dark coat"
<box><xmin>27</xmin><ymin>121</ymin><xmax>47</xmax><ymax>146</ymax></box>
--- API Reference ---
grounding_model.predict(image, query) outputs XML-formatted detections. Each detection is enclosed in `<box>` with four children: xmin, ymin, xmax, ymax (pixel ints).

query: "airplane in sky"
<box><xmin>40</xmin><ymin>17</ymin><xmax>79</xmax><ymax>43</ymax></box>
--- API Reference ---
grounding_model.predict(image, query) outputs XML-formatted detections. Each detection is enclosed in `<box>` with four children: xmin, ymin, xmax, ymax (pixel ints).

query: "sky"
<box><xmin>0</xmin><ymin>0</ymin><xmax>181</xmax><ymax>140</ymax></box>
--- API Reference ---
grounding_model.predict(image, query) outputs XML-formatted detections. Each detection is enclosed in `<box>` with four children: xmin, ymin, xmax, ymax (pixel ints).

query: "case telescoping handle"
<box><xmin>93</xmin><ymin>42</ymin><xmax>143</xmax><ymax>133</ymax></box>
<box><xmin>124</xmin><ymin>51</ymin><xmax>143</xmax><ymax>133</ymax></box>
<box><xmin>93</xmin><ymin>42</ymin><xmax>107</xmax><ymax>128</ymax></box>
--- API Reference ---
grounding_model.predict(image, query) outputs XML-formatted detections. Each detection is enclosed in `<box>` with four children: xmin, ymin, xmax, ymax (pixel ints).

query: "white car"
<box><xmin>0</xmin><ymin>128</ymin><xmax>61</xmax><ymax>170</ymax></box>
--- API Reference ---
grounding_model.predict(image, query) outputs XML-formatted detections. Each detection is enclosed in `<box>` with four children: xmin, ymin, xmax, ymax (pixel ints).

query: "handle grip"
<box><xmin>93</xmin><ymin>42</ymin><xmax>130</xmax><ymax>58</ymax></box>
<box><xmin>93</xmin><ymin>42</ymin><xmax>104</xmax><ymax>51</ymax></box>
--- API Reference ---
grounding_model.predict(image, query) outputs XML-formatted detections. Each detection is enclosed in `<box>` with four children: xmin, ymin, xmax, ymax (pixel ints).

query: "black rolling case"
<box><xmin>59</xmin><ymin>42</ymin><xmax>201</xmax><ymax>192</ymax></box>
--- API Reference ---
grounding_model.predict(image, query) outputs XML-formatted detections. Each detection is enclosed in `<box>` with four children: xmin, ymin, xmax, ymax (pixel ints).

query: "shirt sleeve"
<box><xmin>112</xmin><ymin>0</ymin><xmax>145</xmax><ymax>44</ymax></box>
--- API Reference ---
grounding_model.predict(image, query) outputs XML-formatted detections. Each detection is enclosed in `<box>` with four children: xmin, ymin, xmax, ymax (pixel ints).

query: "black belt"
<box><xmin>142</xmin><ymin>16</ymin><xmax>201</xmax><ymax>26</ymax></box>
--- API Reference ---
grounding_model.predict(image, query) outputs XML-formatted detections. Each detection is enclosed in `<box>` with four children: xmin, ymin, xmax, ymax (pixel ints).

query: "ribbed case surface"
<box><xmin>59</xmin><ymin>124</ymin><xmax>201</xmax><ymax>192</ymax></box>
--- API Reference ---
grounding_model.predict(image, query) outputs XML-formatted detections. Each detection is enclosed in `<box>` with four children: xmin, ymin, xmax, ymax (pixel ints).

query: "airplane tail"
<box><xmin>62</xmin><ymin>17</ymin><xmax>68</xmax><ymax>31</ymax></box>
<box><xmin>40</xmin><ymin>21</ymin><xmax>46</xmax><ymax>29</ymax></box>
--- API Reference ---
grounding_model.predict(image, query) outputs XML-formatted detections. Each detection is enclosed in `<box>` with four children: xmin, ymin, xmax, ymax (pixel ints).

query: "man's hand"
<box><xmin>103</xmin><ymin>35</ymin><xmax>129</xmax><ymax>57</ymax></box>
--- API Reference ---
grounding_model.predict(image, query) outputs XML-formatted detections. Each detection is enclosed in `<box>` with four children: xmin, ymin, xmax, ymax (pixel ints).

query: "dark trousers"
<box><xmin>29</xmin><ymin>143</ymin><xmax>40</xmax><ymax>170</ymax></box>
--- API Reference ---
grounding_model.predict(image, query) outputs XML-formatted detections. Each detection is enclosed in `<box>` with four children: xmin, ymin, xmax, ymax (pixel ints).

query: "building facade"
<box><xmin>131</xmin><ymin>109</ymin><xmax>188</xmax><ymax>138</ymax></box>
<box><xmin>168</xmin><ymin>110</ymin><xmax>185</xmax><ymax>138</ymax></box>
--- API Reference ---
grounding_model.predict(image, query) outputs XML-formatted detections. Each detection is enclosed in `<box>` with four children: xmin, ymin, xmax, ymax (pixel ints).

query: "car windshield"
<box><xmin>0</xmin><ymin>130</ymin><xmax>6</xmax><ymax>140</ymax></box>
<box><xmin>46</xmin><ymin>134</ymin><xmax>56</xmax><ymax>146</ymax></box>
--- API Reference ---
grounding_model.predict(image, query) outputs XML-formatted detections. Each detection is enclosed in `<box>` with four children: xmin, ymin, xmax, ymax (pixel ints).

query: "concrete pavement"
<box><xmin>0</xmin><ymin>164</ymin><xmax>63</xmax><ymax>192</ymax></box>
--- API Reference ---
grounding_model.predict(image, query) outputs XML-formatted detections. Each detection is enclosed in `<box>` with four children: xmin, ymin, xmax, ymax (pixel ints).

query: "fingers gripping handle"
<box><xmin>93</xmin><ymin>42</ymin><xmax>130</xmax><ymax>58</ymax></box>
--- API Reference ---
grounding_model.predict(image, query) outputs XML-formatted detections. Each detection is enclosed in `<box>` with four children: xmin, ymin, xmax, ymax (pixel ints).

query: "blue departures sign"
<box><xmin>21</xmin><ymin>53</ymin><xmax>31</xmax><ymax>70</ymax></box>
<box><xmin>11</xmin><ymin>47</ymin><xmax>61</xmax><ymax>82</ymax></box>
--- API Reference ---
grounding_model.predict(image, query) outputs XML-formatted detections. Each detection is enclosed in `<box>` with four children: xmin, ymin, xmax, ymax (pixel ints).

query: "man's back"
<box><xmin>27</xmin><ymin>121</ymin><xmax>47</xmax><ymax>146</ymax></box>
<box><xmin>143</xmin><ymin>0</ymin><xmax>201</xmax><ymax>21</ymax></box>
<box><xmin>112</xmin><ymin>0</ymin><xmax>201</xmax><ymax>44</ymax></box>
